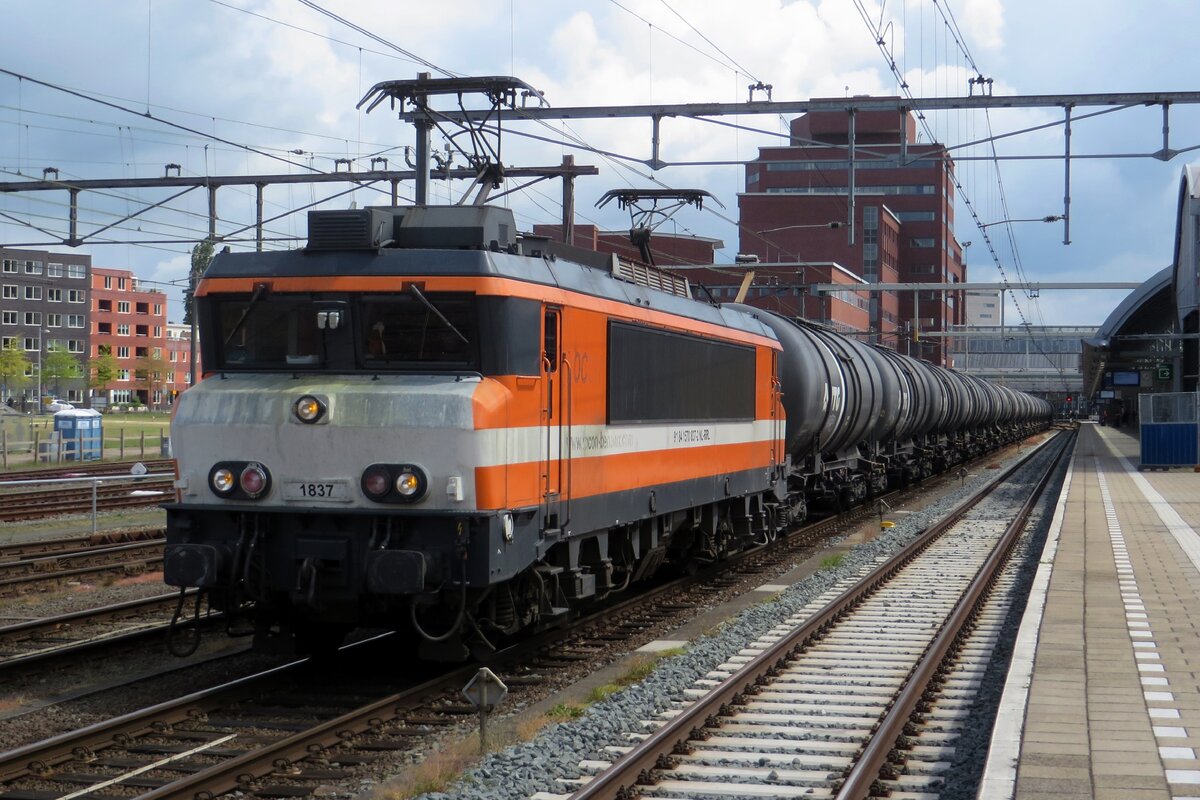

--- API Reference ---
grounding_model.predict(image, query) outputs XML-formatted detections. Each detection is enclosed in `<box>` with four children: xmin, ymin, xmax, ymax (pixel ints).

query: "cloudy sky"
<box><xmin>3</xmin><ymin>0</ymin><xmax>1199</xmax><ymax>326</ymax></box>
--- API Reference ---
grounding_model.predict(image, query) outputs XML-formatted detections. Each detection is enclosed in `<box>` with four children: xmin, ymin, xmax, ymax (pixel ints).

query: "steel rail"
<box><xmin>0</xmin><ymin>540</ymin><xmax>165</xmax><ymax>580</ymax></box>
<box><xmin>835</xmin><ymin>430</ymin><xmax>1073</xmax><ymax>798</ymax></box>
<box><xmin>0</xmin><ymin>528</ymin><xmax>164</xmax><ymax>562</ymax></box>
<box><xmin>568</xmin><ymin>431</ymin><xmax>1062</xmax><ymax>800</ymax></box>
<box><xmin>0</xmin><ymin>591</ymin><xmax>184</xmax><ymax>640</ymax></box>
<box><xmin>0</xmin><ymin>459</ymin><xmax>174</xmax><ymax>483</ymax></box>
<box><xmin>0</xmin><ymin>656</ymin><xmax>307</xmax><ymax>784</ymax></box>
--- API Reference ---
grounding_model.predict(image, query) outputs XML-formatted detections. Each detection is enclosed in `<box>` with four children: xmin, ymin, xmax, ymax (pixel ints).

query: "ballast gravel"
<box><xmin>402</xmin><ymin>438</ymin><xmax>1066</xmax><ymax>800</ymax></box>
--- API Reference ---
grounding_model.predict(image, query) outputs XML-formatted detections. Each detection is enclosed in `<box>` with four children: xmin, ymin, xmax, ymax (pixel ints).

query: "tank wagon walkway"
<box><xmin>981</xmin><ymin>422</ymin><xmax>1200</xmax><ymax>800</ymax></box>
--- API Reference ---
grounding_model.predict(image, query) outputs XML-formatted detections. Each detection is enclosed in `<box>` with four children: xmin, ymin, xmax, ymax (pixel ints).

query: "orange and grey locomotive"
<box><xmin>162</xmin><ymin>204</ymin><xmax>1050</xmax><ymax>658</ymax></box>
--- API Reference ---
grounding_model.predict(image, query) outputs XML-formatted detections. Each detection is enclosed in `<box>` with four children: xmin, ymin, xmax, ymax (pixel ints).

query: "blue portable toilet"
<box><xmin>54</xmin><ymin>408</ymin><xmax>103</xmax><ymax>461</ymax></box>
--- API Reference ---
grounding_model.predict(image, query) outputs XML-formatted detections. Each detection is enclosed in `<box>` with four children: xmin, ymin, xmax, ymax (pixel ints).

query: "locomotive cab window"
<box><xmin>212</xmin><ymin>292</ymin><xmax>327</xmax><ymax>370</ymax></box>
<box><xmin>358</xmin><ymin>292</ymin><xmax>479</xmax><ymax>370</ymax></box>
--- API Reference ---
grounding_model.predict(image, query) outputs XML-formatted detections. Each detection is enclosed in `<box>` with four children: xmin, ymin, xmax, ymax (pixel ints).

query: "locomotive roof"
<box><xmin>202</xmin><ymin>246</ymin><xmax>780</xmax><ymax>346</ymax></box>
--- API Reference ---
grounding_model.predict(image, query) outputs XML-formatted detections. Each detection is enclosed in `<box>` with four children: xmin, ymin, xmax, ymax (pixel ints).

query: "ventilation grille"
<box><xmin>307</xmin><ymin>209</ymin><xmax>395</xmax><ymax>250</ymax></box>
<box><xmin>611</xmin><ymin>256</ymin><xmax>692</xmax><ymax>299</ymax></box>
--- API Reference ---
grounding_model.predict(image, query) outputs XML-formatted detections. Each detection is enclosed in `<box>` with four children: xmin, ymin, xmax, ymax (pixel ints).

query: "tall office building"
<box><xmin>737</xmin><ymin>104</ymin><xmax>966</xmax><ymax>364</ymax></box>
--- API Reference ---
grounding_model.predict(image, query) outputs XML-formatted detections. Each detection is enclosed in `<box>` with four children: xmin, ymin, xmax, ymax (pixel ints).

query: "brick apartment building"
<box><xmin>0</xmin><ymin>246</ymin><xmax>91</xmax><ymax>408</ymax></box>
<box><xmin>90</xmin><ymin>267</ymin><xmax>169</xmax><ymax>408</ymax></box>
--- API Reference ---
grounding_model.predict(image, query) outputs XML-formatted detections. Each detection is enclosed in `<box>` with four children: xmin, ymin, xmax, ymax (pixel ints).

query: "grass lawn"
<box><xmin>0</xmin><ymin>411</ymin><xmax>174</xmax><ymax>471</ymax></box>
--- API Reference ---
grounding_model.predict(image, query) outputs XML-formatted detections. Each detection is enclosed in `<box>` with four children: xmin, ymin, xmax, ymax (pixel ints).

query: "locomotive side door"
<box><xmin>541</xmin><ymin>307</ymin><xmax>568</xmax><ymax>531</ymax></box>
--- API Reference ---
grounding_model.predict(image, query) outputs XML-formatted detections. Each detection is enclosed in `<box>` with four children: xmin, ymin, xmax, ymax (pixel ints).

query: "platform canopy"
<box><xmin>1082</xmin><ymin>266</ymin><xmax>1175</xmax><ymax>400</ymax></box>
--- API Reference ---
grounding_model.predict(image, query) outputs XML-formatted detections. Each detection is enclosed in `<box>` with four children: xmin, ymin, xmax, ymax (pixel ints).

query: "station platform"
<box><xmin>981</xmin><ymin>422</ymin><xmax>1200</xmax><ymax>799</ymax></box>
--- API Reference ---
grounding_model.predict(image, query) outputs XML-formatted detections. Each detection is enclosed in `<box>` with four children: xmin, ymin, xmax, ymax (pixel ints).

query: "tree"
<box><xmin>135</xmin><ymin>350</ymin><xmax>170</xmax><ymax>409</ymax></box>
<box><xmin>0</xmin><ymin>340</ymin><xmax>31</xmax><ymax>404</ymax></box>
<box><xmin>184</xmin><ymin>238</ymin><xmax>215</xmax><ymax>326</ymax></box>
<box><xmin>42</xmin><ymin>343</ymin><xmax>82</xmax><ymax>398</ymax></box>
<box><xmin>89</xmin><ymin>345</ymin><xmax>119</xmax><ymax>405</ymax></box>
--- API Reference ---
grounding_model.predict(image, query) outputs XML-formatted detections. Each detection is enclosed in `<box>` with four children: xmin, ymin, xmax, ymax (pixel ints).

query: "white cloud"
<box><xmin>2</xmin><ymin>0</ymin><xmax>1199</xmax><ymax>327</ymax></box>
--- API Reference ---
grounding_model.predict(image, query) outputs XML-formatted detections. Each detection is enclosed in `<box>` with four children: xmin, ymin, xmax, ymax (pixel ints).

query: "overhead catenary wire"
<box><xmin>849</xmin><ymin>0</ymin><xmax>1067</xmax><ymax>388</ymax></box>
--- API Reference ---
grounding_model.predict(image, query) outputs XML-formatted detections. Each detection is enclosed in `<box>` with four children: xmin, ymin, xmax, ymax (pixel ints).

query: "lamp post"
<box><xmin>34</xmin><ymin>327</ymin><xmax>49</xmax><ymax>413</ymax></box>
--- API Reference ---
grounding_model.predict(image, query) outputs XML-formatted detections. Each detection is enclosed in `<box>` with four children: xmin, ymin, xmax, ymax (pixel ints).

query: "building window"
<box><xmin>862</xmin><ymin>206</ymin><xmax>879</xmax><ymax>280</ymax></box>
<box><xmin>118</xmin><ymin>277</ymin><xmax>127</xmax><ymax>290</ymax></box>
<box><xmin>47</xmin><ymin>288</ymin><xmax>62</xmax><ymax>302</ymax></box>
<box><xmin>1</xmin><ymin>285</ymin><xmax>15</xmax><ymax>299</ymax></box>
<box><xmin>1</xmin><ymin>336</ymin><xmax>14</xmax><ymax>348</ymax></box>
<box><xmin>766</xmin><ymin>184</ymin><xmax>936</xmax><ymax>196</ymax></box>
<box><xmin>24</xmin><ymin>285</ymin><xmax>41</xmax><ymax>300</ymax></box>
<box><xmin>894</xmin><ymin>210</ymin><xmax>937</xmax><ymax>222</ymax></box>
<box><xmin>24</xmin><ymin>260</ymin><xmax>42</xmax><ymax>275</ymax></box>
<box><xmin>1</xmin><ymin>311</ymin><xmax>15</xmax><ymax>325</ymax></box>
<box><xmin>117</xmin><ymin>346</ymin><xmax>130</xmax><ymax>359</ymax></box>
<box><xmin>170</xmin><ymin>351</ymin><xmax>177</xmax><ymax>362</ymax></box>
<box><xmin>47</xmin><ymin>313</ymin><xmax>62</xmax><ymax>327</ymax></box>
<box><xmin>154</xmin><ymin>304</ymin><xmax>163</xmax><ymax>315</ymax></box>
<box><xmin>68</xmin><ymin>289</ymin><xmax>85</xmax><ymax>303</ymax></box>
<box><xmin>104</xmin><ymin>275</ymin><xmax>112</xmax><ymax>288</ymax></box>
<box><xmin>118</xmin><ymin>370</ymin><xmax>130</xmax><ymax>382</ymax></box>
<box><xmin>68</xmin><ymin>264</ymin><xmax>86</xmax><ymax>279</ymax></box>
<box><xmin>47</xmin><ymin>263</ymin><xmax>64</xmax><ymax>278</ymax></box>
<box><xmin>24</xmin><ymin>312</ymin><xmax>41</xmax><ymax>326</ymax></box>
<box><xmin>23</xmin><ymin>337</ymin><xmax>38</xmax><ymax>351</ymax></box>
<box><xmin>117</xmin><ymin>324</ymin><xmax>130</xmax><ymax>336</ymax></box>
<box><xmin>68</xmin><ymin>314</ymin><xmax>84</xmax><ymax>328</ymax></box>
<box><xmin>1</xmin><ymin>259</ymin><xmax>17</xmax><ymax>273</ymax></box>
<box><xmin>910</xmin><ymin>237</ymin><xmax>936</xmax><ymax>247</ymax></box>
<box><xmin>118</xmin><ymin>301</ymin><xmax>131</xmax><ymax>313</ymax></box>
<box><xmin>68</xmin><ymin>340</ymin><xmax>83</xmax><ymax>353</ymax></box>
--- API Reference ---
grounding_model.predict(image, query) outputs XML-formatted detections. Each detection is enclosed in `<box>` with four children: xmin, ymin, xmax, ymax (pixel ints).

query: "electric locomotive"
<box><xmin>163</xmin><ymin>204</ymin><xmax>787</xmax><ymax>659</ymax></box>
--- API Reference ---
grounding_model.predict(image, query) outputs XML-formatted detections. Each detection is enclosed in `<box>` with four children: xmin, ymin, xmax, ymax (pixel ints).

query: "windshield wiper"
<box><xmin>223</xmin><ymin>282</ymin><xmax>270</xmax><ymax>348</ymax></box>
<box><xmin>408</xmin><ymin>284</ymin><xmax>469</xmax><ymax>344</ymax></box>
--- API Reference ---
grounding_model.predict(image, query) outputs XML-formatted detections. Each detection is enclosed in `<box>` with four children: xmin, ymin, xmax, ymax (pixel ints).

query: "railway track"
<box><xmin>0</xmin><ymin>477</ymin><xmax>174</xmax><ymax>521</ymax></box>
<box><xmin>0</xmin><ymin>592</ymin><xmax>210</xmax><ymax>673</ymax></box>
<box><xmin>0</xmin><ymin>435</ymin><xmax>1056</xmax><ymax>800</ymax></box>
<box><xmin>0</xmin><ymin>528</ymin><xmax>165</xmax><ymax>562</ymax></box>
<box><xmin>0</xmin><ymin>459</ymin><xmax>175</xmax><ymax>483</ymax></box>
<box><xmin>565</xmin><ymin>429</ymin><xmax>1073</xmax><ymax>800</ymax></box>
<box><xmin>0</xmin><ymin>540</ymin><xmax>165</xmax><ymax>597</ymax></box>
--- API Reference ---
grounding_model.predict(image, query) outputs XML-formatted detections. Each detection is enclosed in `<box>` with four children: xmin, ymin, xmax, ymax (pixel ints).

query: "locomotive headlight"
<box><xmin>239</xmin><ymin>463</ymin><xmax>270</xmax><ymax>498</ymax></box>
<box><xmin>294</xmin><ymin>395</ymin><xmax>325</xmax><ymax>424</ymax></box>
<box><xmin>210</xmin><ymin>467</ymin><xmax>236</xmax><ymax>496</ymax></box>
<box><xmin>396</xmin><ymin>470</ymin><xmax>421</xmax><ymax>497</ymax></box>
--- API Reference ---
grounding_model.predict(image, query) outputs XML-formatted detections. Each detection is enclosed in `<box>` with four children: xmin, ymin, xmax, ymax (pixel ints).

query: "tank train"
<box><xmin>163</xmin><ymin>204</ymin><xmax>1051</xmax><ymax>659</ymax></box>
